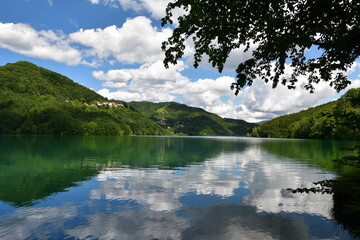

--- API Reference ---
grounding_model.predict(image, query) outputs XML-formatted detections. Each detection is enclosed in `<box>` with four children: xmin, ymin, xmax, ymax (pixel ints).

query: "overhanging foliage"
<box><xmin>162</xmin><ymin>0</ymin><xmax>359</xmax><ymax>94</ymax></box>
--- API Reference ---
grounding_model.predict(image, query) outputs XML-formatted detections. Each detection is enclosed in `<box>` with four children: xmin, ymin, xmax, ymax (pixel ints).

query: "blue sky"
<box><xmin>1</xmin><ymin>0</ymin><xmax>359</xmax><ymax>122</ymax></box>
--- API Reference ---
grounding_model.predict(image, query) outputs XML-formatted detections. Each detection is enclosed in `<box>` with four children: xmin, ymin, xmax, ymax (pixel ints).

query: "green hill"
<box><xmin>0</xmin><ymin>61</ymin><xmax>168</xmax><ymax>135</ymax></box>
<box><xmin>250</xmin><ymin>88</ymin><xmax>360</xmax><ymax>140</ymax></box>
<box><xmin>0</xmin><ymin>61</ymin><xmax>105</xmax><ymax>102</ymax></box>
<box><xmin>129</xmin><ymin>101</ymin><xmax>257</xmax><ymax>136</ymax></box>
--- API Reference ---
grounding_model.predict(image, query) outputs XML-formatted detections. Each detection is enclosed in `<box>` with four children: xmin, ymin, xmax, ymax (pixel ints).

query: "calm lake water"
<box><xmin>0</xmin><ymin>135</ymin><xmax>359</xmax><ymax>240</ymax></box>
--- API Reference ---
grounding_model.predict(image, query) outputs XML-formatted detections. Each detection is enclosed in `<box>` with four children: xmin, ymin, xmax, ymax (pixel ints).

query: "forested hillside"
<box><xmin>0</xmin><ymin>61</ymin><xmax>169</xmax><ymax>135</ymax></box>
<box><xmin>129</xmin><ymin>101</ymin><xmax>257</xmax><ymax>136</ymax></box>
<box><xmin>250</xmin><ymin>88</ymin><xmax>360</xmax><ymax>140</ymax></box>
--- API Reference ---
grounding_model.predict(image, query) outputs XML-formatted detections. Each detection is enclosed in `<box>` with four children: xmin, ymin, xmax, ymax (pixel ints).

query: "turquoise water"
<box><xmin>0</xmin><ymin>135</ymin><xmax>358</xmax><ymax>239</ymax></box>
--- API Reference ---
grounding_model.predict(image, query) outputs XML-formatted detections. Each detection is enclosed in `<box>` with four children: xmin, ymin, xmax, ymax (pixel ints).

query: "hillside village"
<box><xmin>95</xmin><ymin>101</ymin><xmax>124</xmax><ymax>107</ymax></box>
<box><xmin>65</xmin><ymin>100</ymin><xmax>125</xmax><ymax>108</ymax></box>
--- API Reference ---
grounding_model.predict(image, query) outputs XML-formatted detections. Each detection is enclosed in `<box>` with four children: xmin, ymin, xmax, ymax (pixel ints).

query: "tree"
<box><xmin>161</xmin><ymin>0</ymin><xmax>360</xmax><ymax>95</ymax></box>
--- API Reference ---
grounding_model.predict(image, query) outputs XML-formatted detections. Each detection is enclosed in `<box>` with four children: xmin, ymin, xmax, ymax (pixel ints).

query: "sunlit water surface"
<box><xmin>0</xmin><ymin>135</ymin><xmax>358</xmax><ymax>240</ymax></box>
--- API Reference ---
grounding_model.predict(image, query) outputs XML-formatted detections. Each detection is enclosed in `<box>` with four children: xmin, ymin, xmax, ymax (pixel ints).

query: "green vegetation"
<box><xmin>0</xmin><ymin>61</ymin><xmax>171</xmax><ymax>135</ymax></box>
<box><xmin>250</xmin><ymin>88</ymin><xmax>360</xmax><ymax>140</ymax></box>
<box><xmin>0</xmin><ymin>61</ymin><xmax>256</xmax><ymax>136</ymax></box>
<box><xmin>0</xmin><ymin>135</ymin><xmax>248</xmax><ymax>206</ymax></box>
<box><xmin>129</xmin><ymin>101</ymin><xmax>257</xmax><ymax>136</ymax></box>
<box><xmin>162</xmin><ymin>1</ymin><xmax>358</xmax><ymax>94</ymax></box>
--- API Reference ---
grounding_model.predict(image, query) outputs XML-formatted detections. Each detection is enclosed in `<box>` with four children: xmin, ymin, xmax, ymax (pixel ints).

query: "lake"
<box><xmin>0</xmin><ymin>135</ymin><xmax>359</xmax><ymax>240</ymax></box>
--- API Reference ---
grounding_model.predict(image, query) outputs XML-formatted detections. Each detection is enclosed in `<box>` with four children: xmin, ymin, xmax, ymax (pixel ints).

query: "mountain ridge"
<box><xmin>0</xmin><ymin>61</ymin><xmax>256</xmax><ymax>136</ymax></box>
<box><xmin>129</xmin><ymin>101</ymin><xmax>257</xmax><ymax>136</ymax></box>
<box><xmin>0</xmin><ymin>61</ymin><xmax>168</xmax><ymax>135</ymax></box>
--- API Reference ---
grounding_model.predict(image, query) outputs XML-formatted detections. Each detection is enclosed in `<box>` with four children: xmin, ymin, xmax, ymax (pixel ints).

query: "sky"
<box><xmin>0</xmin><ymin>0</ymin><xmax>359</xmax><ymax>123</ymax></box>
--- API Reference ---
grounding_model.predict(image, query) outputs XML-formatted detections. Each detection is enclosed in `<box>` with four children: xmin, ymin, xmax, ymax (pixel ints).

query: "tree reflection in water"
<box><xmin>0</xmin><ymin>136</ymin><xmax>359</xmax><ymax>239</ymax></box>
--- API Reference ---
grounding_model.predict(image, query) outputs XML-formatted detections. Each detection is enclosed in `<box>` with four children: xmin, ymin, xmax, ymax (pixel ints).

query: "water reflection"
<box><xmin>0</xmin><ymin>135</ymin><xmax>240</xmax><ymax>207</ymax></box>
<box><xmin>94</xmin><ymin>149</ymin><xmax>333</xmax><ymax>217</ymax></box>
<box><xmin>0</xmin><ymin>136</ymin><xmax>358</xmax><ymax>239</ymax></box>
<box><xmin>182</xmin><ymin>204</ymin><xmax>312</xmax><ymax>240</ymax></box>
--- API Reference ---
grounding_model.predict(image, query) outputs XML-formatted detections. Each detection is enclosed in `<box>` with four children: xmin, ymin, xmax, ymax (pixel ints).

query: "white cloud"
<box><xmin>212</xmin><ymin>76</ymin><xmax>360</xmax><ymax>122</ymax></box>
<box><xmin>88</xmin><ymin>0</ymin><xmax>170</xmax><ymax>19</ymax></box>
<box><xmin>0</xmin><ymin>17</ymin><xmax>173</xmax><ymax>67</ymax></box>
<box><xmin>95</xmin><ymin>56</ymin><xmax>349</xmax><ymax>122</ymax></box>
<box><xmin>127</xmin><ymin>0</ymin><xmax>169</xmax><ymax>19</ymax></box>
<box><xmin>94</xmin><ymin>61</ymin><xmax>275</xmax><ymax>122</ymax></box>
<box><xmin>98</xmin><ymin>88</ymin><xmax>177</xmax><ymax>102</ymax></box>
<box><xmin>93</xmin><ymin>69</ymin><xmax>132</xmax><ymax>82</ymax></box>
<box><xmin>348</xmin><ymin>79</ymin><xmax>360</xmax><ymax>89</ymax></box>
<box><xmin>180</xmin><ymin>76</ymin><xmax>236</xmax><ymax>108</ymax></box>
<box><xmin>95</xmin><ymin>59</ymin><xmax>347</xmax><ymax>122</ymax></box>
<box><xmin>240</xmin><ymin>79</ymin><xmax>334</xmax><ymax>114</ymax></box>
<box><xmin>94</xmin><ymin>60</ymin><xmax>187</xmax><ymax>84</ymax></box>
<box><xmin>0</xmin><ymin>22</ymin><xmax>83</xmax><ymax>65</ymax></box>
<box><xmin>223</xmin><ymin>44</ymin><xmax>257</xmax><ymax>71</ymax></box>
<box><xmin>204</xmin><ymin>101</ymin><xmax>277</xmax><ymax>123</ymax></box>
<box><xmin>96</xmin><ymin>60</ymin><xmax>189</xmax><ymax>102</ymax></box>
<box><xmin>70</xmin><ymin>16</ymin><xmax>172</xmax><ymax>64</ymax></box>
<box><xmin>102</xmin><ymin>81</ymin><xmax>127</xmax><ymax>88</ymax></box>
<box><xmin>95</xmin><ymin>61</ymin><xmax>239</xmax><ymax>107</ymax></box>
<box><xmin>238</xmin><ymin>62</ymin><xmax>360</xmax><ymax>118</ymax></box>
<box><xmin>208</xmin><ymin>63</ymin><xmax>356</xmax><ymax>122</ymax></box>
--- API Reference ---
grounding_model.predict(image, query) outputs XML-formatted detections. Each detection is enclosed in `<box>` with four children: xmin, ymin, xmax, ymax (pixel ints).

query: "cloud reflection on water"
<box><xmin>94</xmin><ymin>147</ymin><xmax>333</xmax><ymax>217</ymax></box>
<box><xmin>0</xmin><ymin>141</ymin><xmax>350</xmax><ymax>240</ymax></box>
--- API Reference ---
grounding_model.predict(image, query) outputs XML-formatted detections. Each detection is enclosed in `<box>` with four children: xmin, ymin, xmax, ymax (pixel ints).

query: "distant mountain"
<box><xmin>0</xmin><ymin>61</ymin><xmax>256</xmax><ymax>136</ymax></box>
<box><xmin>255</xmin><ymin>120</ymin><xmax>269</xmax><ymax>125</ymax></box>
<box><xmin>250</xmin><ymin>88</ymin><xmax>360</xmax><ymax>140</ymax></box>
<box><xmin>129</xmin><ymin>101</ymin><xmax>258</xmax><ymax>136</ymax></box>
<box><xmin>0</xmin><ymin>61</ymin><xmax>168</xmax><ymax>135</ymax></box>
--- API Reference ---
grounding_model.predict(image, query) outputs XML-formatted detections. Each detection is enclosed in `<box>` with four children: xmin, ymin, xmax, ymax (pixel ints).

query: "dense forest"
<box><xmin>0</xmin><ymin>61</ymin><xmax>256</xmax><ymax>136</ymax></box>
<box><xmin>129</xmin><ymin>101</ymin><xmax>257</xmax><ymax>136</ymax></box>
<box><xmin>250</xmin><ymin>88</ymin><xmax>360</xmax><ymax>140</ymax></box>
<box><xmin>0</xmin><ymin>61</ymin><xmax>170</xmax><ymax>135</ymax></box>
<box><xmin>6</xmin><ymin>60</ymin><xmax>359</xmax><ymax>139</ymax></box>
